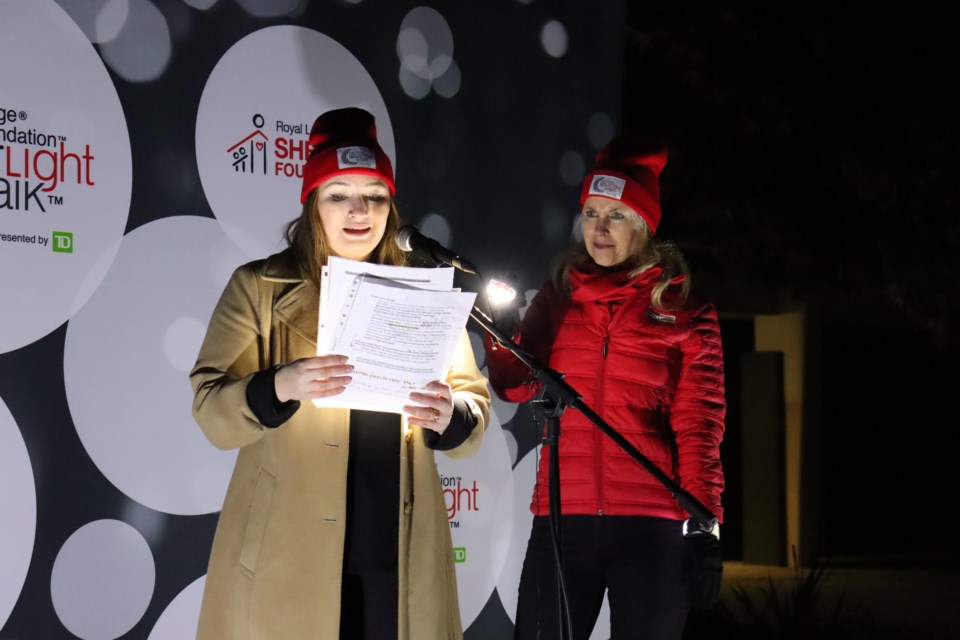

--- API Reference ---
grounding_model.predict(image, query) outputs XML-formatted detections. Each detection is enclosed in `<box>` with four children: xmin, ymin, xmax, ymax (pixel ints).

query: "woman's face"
<box><xmin>580</xmin><ymin>195</ymin><xmax>642</xmax><ymax>267</ymax></box>
<box><xmin>316</xmin><ymin>173</ymin><xmax>392</xmax><ymax>261</ymax></box>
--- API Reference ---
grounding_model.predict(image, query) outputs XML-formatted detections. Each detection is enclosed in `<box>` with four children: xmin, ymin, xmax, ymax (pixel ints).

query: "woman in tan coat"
<box><xmin>190</xmin><ymin>107</ymin><xmax>490</xmax><ymax>640</ymax></box>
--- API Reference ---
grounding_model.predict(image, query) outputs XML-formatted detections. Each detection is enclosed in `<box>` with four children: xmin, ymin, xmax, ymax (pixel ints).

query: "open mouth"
<box><xmin>343</xmin><ymin>226</ymin><xmax>371</xmax><ymax>237</ymax></box>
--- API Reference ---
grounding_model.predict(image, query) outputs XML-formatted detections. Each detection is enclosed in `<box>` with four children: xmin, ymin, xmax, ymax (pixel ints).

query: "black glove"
<box><xmin>491</xmin><ymin>305</ymin><xmax>520</xmax><ymax>343</ymax></box>
<box><xmin>682</xmin><ymin>519</ymin><xmax>723</xmax><ymax>611</ymax></box>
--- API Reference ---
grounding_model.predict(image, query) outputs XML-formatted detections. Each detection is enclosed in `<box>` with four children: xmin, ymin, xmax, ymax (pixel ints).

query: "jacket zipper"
<box><xmin>592</xmin><ymin>290</ymin><xmax>645</xmax><ymax>517</ymax></box>
<box><xmin>596</xmin><ymin>333</ymin><xmax>610</xmax><ymax>515</ymax></box>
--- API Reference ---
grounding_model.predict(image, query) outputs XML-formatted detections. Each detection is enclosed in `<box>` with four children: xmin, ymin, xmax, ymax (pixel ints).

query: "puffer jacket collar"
<box><xmin>568</xmin><ymin>262</ymin><xmax>662</xmax><ymax>304</ymax></box>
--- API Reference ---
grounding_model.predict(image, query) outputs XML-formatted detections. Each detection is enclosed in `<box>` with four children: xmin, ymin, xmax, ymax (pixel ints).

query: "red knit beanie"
<box><xmin>579</xmin><ymin>135</ymin><xmax>668</xmax><ymax>235</ymax></box>
<box><xmin>300</xmin><ymin>107</ymin><xmax>395</xmax><ymax>204</ymax></box>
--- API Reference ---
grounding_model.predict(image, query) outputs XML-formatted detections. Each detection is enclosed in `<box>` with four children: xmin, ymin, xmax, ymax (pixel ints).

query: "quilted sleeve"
<box><xmin>671</xmin><ymin>302</ymin><xmax>726</xmax><ymax>524</ymax></box>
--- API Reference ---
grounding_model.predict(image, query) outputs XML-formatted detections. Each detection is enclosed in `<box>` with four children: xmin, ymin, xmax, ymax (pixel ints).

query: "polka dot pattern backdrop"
<box><xmin>0</xmin><ymin>0</ymin><xmax>625</xmax><ymax>637</ymax></box>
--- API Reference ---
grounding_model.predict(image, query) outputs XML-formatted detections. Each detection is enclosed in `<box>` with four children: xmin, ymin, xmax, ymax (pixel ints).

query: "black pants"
<box><xmin>514</xmin><ymin>515</ymin><xmax>689</xmax><ymax>640</ymax></box>
<box><xmin>339</xmin><ymin>572</ymin><xmax>398</xmax><ymax>640</ymax></box>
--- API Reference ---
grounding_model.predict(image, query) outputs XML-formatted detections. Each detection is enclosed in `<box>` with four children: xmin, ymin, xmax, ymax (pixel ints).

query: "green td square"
<box><xmin>52</xmin><ymin>231</ymin><xmax>73</xmax><ymax>253</ymax></box>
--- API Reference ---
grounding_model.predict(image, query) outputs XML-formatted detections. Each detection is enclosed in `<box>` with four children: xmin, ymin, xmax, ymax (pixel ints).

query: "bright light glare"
<box><xmin>486</xmin><ymin>279</ymin><xmax>517</xmax><ymax>306</ymax></box>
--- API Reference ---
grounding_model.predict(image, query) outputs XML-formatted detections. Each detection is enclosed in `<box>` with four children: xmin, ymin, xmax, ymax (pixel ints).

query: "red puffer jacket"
<box><xmin>485</xmin><ymin>263</ymin><xmax>725</xmax><ymax>523</ymax></box>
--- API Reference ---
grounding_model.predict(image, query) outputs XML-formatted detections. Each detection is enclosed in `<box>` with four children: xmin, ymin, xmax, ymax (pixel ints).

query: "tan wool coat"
<box><xmin>190</xmin><ymin>249</ymin><xmax>490</xmax><ymax>640</ymax></box>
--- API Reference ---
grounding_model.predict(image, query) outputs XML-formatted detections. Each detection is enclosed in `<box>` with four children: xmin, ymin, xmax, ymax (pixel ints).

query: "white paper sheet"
<box><xmin>318</xmin><ymin>256</ymin><xmax>455</xmax><ymax>355</ymax></box>
<box><xmin>313</xmin><ymin>258</ymin><xmax>475</xmax><ymax>413</ymax></box>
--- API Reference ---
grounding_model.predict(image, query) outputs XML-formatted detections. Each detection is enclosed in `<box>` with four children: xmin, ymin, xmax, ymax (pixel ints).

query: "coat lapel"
<box><xmin>262</xmin><ymin>250</ymin><xmax>319</xmax><ymax>347</ymax></box>
<box><xmin>274</xmin><ymin>283</ymin><xmax>319</xmax><ymax>347</ymax></box>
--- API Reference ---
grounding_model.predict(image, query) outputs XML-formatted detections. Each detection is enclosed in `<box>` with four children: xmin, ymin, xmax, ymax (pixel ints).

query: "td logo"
<box><xmin>453</xmin><ymin>547</ymin><xmax>466</xmax><ymax>563</ymax></box>
<box><xmin>52</xmin><ymin>231</ymin><xmax>73</xmax><ymax>253</ymax></box>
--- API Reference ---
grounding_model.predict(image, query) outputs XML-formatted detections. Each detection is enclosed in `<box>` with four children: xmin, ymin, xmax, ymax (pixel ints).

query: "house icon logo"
<box><xmin>227</xmin><ymin>120</ymin><xmax>270</xmax><ymax>175</ymax></box>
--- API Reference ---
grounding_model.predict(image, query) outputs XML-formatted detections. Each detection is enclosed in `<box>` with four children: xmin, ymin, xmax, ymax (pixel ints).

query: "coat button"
<box><xmin>404</xmin><ymin>430</ymin><xmax>413</xmax><ymax>443</ymax></box>
<box><xmin>403</xmin><ymin>502</ymin><xmax>413</xmax><ymax>515</ymax></box>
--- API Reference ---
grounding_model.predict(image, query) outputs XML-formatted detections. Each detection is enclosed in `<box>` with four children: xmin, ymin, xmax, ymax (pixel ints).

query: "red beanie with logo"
<box><xmin>579</xmin><ymin>135</ymin><xmax>668</xmax><ymax>235</ymax></box>
<box><xmin>300</xmin><ymin>107</ymin><xmax>395</xmax><ymax>204</ymax></box>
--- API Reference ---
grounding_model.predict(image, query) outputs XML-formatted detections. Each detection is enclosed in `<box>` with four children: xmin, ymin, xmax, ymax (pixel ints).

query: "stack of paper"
<box><xmin>313</xmin><ymin>256</ymin><xmax>477</xmax><ymax>413</ymax></box>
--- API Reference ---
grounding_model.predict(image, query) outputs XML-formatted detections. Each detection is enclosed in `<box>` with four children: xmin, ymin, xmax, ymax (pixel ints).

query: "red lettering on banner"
<box><xmin>287</xmin><ymin>138</ymin><xmax>308</xmax><ymax>161</ymax></box>
<box><xmin>274</xmin><ymin>161</ymin><xmax>303</xmax><ymax>178</ymax></box>
<box><xmin>1</xmin><ymin>142</ymin><xmax>94</xmax><ymax>191</ymax></box>
<box><xmin>33</xmin><ymin>149</ymin><xmax>57</xmax><ymax>189</ymax></box>
<box><xmin>61</xmin><ymin>146</ymin><xmax>92</xmax><ymax>186</ymax></box>
<box><xmin>444</xmin><ymin>479</ymin><xmax>480</xmax><ymax>520</ymax></box>
<box><xmin>274</xmin><ymin>137</ymin><xmax>289</xmax><ymax>159</ymax></box>
<box><xmin>274</xmin><ymin>137</ymin><xmax>310</xmax><ymax>161</ymax></box>
<box><xmin>2</xmin><ymin>146</ymin><xmax>22</xmax><ymax>177</ymax></box>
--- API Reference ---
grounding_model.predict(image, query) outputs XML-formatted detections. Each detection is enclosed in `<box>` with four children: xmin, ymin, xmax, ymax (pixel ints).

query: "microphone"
<box><xmin>395</xmin><ymin>224</ymin><xmax>478</xmax><ymax>274</ymax></box>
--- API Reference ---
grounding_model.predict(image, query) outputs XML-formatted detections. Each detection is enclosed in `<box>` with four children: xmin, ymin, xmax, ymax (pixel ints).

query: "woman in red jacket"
<box><xmin>485</xmin><ymin>134</ymin><xmax>725</xmax><ymax>640</ymax></box>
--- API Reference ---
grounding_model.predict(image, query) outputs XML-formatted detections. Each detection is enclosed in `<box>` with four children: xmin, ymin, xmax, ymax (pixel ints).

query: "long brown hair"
<box><xmin>551</xmin><ymin>210</ymin><xmax>690</xmax><ymax>310</ymax></box>
<box><xmin>284</xmin><ymin>188</ymin><xmax>409</xmax><ymax>286</ymax></box>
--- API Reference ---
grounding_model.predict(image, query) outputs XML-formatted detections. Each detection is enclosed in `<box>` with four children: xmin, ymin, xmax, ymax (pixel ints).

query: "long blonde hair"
<box><xmin>551</xmin><ymin>210</ymin><xmax>690</xmax><ymax>310</ymax></box>
<box><xmin>284</xmin><ymin>188</ymin><xmax>408</xmax><ymax>286</ymax></box>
